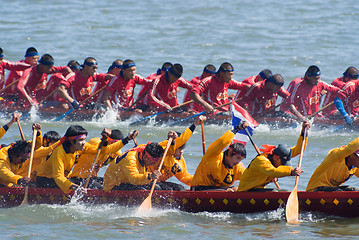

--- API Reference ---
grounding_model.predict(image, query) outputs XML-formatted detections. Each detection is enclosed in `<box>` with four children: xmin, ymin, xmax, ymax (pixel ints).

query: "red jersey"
<box><xmin>107</xmin><ymin>74</ymin><xmax>151</xmax><ymax>108</ymax></box>
<box><xmin>44</xmin><ymin>73</ymin><xmax>67</xmax><ymax>103</ymax></box>
<box><xmin>146</xmin><ymin>74</ymin><xmax>193</xmax><ymax>111</ymax></box>
<box><xmin>183</xmin><ymin>75</ymin><xmax>210</xmax><ymax>112</ymax></box>
<box><xmin>287</xmin><ymin>79</ymin><xmax>340</xmax><ymax>116</ymax></box>
<box><xmin>0</xmin><ymin>60</ymin><xmax>30</xmax><ymax>90</ymax></box>
<box><xmin>192</xmin><ymin>74</ymin><xmax>248</xmax><ymax>112</ymax></box>
<box><xmin>322</xmin><ymin>77</ymin><xmax>351</xmax><ymax>117</ymax></box>
<box><xmin>239</xmin><ymin>81</ymin><xmax>290</xmax><ymax>116</ymax></box>
<box><xmin>280</xmin><ymin>77</ymin><xmax>303</xmax><ymax>112</ymax></box>
<box><xmin>61</xmin><ymin>71</ymin><xmax>107</xmax><ymax>103</ymax></box>
<box><xmin>336</xmin><ymin>80</ymin><xmax>359</xmax><ymax>116</ymax></box>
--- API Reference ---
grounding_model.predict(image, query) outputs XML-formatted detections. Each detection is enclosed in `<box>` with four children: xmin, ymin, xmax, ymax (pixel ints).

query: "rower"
<box><xmin>190</xmin><ymin>121</ymin><xmax>248</xmax><ymax>191</ymax></box>
<box><xmin>182</xmin><ymin>64</ymin><xmax>216</xmax><ymax>113</ymax></box>
<box><xmin>237</xmin><ymin>121</ymin><xmax>310</xmax><ymax>192</ymax></box>
<box><xmin>35</xmin><ymin>125</ymin><xmax>110</xmax><ymax>193</ymax></box>
<box><xmin>153</xmin><ymin>116</ymin><xmax>207</xmax><ymax>191</ymax></box>
<box><xmin>280</xmin><ymin>65</ymin><xmax>340</xmax><ymax>122</ymax></box>
<box><xmin>0</xmin><ymin>123</ymin><xmax>42</xmax><ymax>187</ymax></box>
<box><xmin>190</xmin><ymin>62</ymin><xmax>250</xmax><ymax>115</ymax></box>
<box><xmin>0</xmin><ymin>113</ymin><xmax>21</xmax><ymax>141</ymax></box>
<box><xmin>102</xmin><ymin>141</ymin><xmax>165</xmax><ymax>192</ymax></box>
<box><xmin>306</xmin><ymin>137</ymin><xmax>359</xmax><ymax>192</ymax></box>
<box><xmin>68</xmin><ymin>129</ymin><xmax>138</xmax><ymax>189</ymax></box>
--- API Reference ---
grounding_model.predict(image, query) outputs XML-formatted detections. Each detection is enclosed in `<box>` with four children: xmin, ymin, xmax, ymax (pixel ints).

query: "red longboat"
<box><xmin>1</xmin><ymin>187</ymin><xmax>359</xmax><ymax>218</ymax></box>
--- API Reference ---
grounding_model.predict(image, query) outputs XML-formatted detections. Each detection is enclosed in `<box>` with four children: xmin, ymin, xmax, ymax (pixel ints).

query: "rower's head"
<box><xmin>0</xmin><ymin>48</ymin><xmax>3</xmax><ymax>63</ymax></box>
<box><xmin>157</xmin><ymin>62</ymin><xmax>172</xmax><ymax>75</ymax></box>
<box><xmin>272</xmin><ymin>144</ymin><xmax>292</xmax><ymax>167</ymax></box>
<box><xmin>64</xmin><ymin>125</ymin><xmax>88</xmax><ymax>152</ymax></box>
<box><xmin>258</xmin><ymin>69</ymin><xmax>272</xmax><ymax>81</ymax></box>
<box><xmin>108</xmin><ymin>129</ymin><xmax>124</xmax><ymax>144</ymax></box>
<box><xmin>67</xmin><ymin>60</ymin><xmax>81</xmax><ymax>73</ymax></box>
<box><xmin>38</xmin><ymin>54</ymin><xmax>54</xmax><ymax>74</ymax></box>
<box><xmin>24</xmin><ymin>47</ymin><xmax>39</xmax><ymax>66</ymax></box>
<box><xmin>224</xmin><ymin>143</ymin><xmax>246</xmax><ymax>169</ymax></box>
<box><xmin>43</xmin><ymin>131</ymin><xmax>60</xmax><ymax>147</ymax></box>
<box><xmin>82</xmin><ymin>57</ymin><xmax>98</xmax><ymax>76</ymax></box>
<box><xmin>108</xmin><ymin>59</ymin><xmax>123</xmax><ymax>76</ymax></box>
<box><xmin>143</xmin><ymin>142</ymin><xmax>165</xmax><ymax>166</ymax></box>
<box><xmin>218</xmin><ymin>62</ymin><xmax>234</xmax><ymax>83</ymax></box>
<box><xmin>122</xmin><ymin>59</ymin><xmax>136</xmax><ymax>80</ymax></box>
<box><xmin>202</xmin><ymin>64</ymin><xmax>216</xmax><ymax>78</ymax></box>
<box><xmin>167</xmin><ymin>63</ymin><xmax>183</xmax><ymax>84</ymax></box>
<box><xmin>265</xmin><ymin>74</ymin><xmax>284</xmax><ymax>93</ymax></box>
<box><xmin>343</xmin><ymin>67</ymin><xmax>359</xmax><ymax>82</ymax></box>
<box><xmin>8</xmin><ymin>140</ymin><xmax>32</xmax><ymax>165</ymax></box>
<box><xmin>304</xmin><ymin>65</ymin><xmax>321</xmax><ymax>86</ymax></box>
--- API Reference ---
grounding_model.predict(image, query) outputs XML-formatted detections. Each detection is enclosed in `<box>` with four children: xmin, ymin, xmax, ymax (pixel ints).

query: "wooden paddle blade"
<box><xmin>20</xmin><ymin>187</ymin><xmax>29</xmax><ymax>206</ymax></box>
<box><xmin>137</xmin><ymin>194</ymin><xmax>152</xmax><ymax>212</ymax></box>
<box><xmin>286</xmin><ymin>187</ymin><xmax>299</xmax><ymax>223</ymax></box>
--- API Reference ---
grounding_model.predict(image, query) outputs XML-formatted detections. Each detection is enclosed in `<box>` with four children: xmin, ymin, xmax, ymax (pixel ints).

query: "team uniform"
<box><xmin>335</xmin><ymin>80</ymin><xmax>359</xmax><ymax>116</ymax></box>
<box><xmin>106</xmin><ymin>74</ymin><xmax>151</xmax><ymax>108</ymax></box>
<box><xmin>41</xmin><ymin>73</ymin><xmax>68</xmax><ymax>105</ymax></box>
<box><xmin>102</xmin><ymin>144</ymin><xmax>155</xmax><ymax>192</ymax></box>
<box><xmin>282</xmin><ymin>79</ymin><xmax>340</xmax><ymax>116</ymax></box>
<box><xmin>0</xmin><ymin>60</ymin><xmax>30</xmax><ymax>89</ymax></box>
<box><xmin>146</xmin><ymin>74</ymin><xmax>193</xmax><ymax>111</ymax></box>
<box><xmin>279</xmin><ymin>77</ymin><xmax>303</xmax><ymax>112</ymax></box>
<box><xmin>182</xmin><ymin>75</ymin><xmax>209</xmax><ymax>112</ymax></box>
<box><xmin>0</xmin><ymin>125</ymin><xmax>10</xmax><ymax>140</ymax></box>
<box><xmin>306</xmin><ymin>138</ymin><xmax>359</xmax><ymax>192</ymax></box>
<box><xmin>239</xmin><ymin>81</ymin><xmax>290</xmax><ymax>116</ymax></box>
<box><xmin>3</xmin><ymin>60</ymin><xmax>32</xmax><ymax>95</ymax></box>
<box><xmin>36</xmin><ymin>141</ymin><xmax>104</xmax><ymax>193</ymax></box>
<box><xmin>237</xmin><ymin>133</ymin><xmax>308</xmax><ymax>192</ymax></box>
<box><xmin>191</xmin><ymin>130</ymin><xmax>245</xmax><ymax>189</ymax></box>
<box><xmin>191</xmin><ymin>74</ymin><xmax>249</xmax><ymax>112</ymax></box>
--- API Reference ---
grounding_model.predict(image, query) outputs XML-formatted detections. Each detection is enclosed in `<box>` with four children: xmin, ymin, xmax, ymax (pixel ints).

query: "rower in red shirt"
<box><xmin>234</xmin><ymin>69</ymin><xmax>272</xmax><ymax>100</ymax></box>
<box><xmin>103</xmin><ymin>59</ymin><xmax>151</xmax><ymax>110</ymax></box>
<box><xmin>322</xmin><ymin>67</ymin><xmax>359</xmax><ymax>118</ymax></box>
<box><xmin>281</xmin><ymin>65</ymin><xmax>340</xmax><ymax>122</ymax></box>
<box><xmin>239</xmin><ymin>74</ymin><xmax>290</xmax><ymax>117</ymax></box>
<box><xmin>16</xmin><ymin>54</ymin><xmax>73</xmax><ymax>107</ymax></box>
<box><xmin>182</xmin><ymin>64</ymin><xmax>216</xmax><ymax>113</ymax></box>
<box><xmin>146</xmin><ymin>63</ymin><xmax>193</xmax><ymax>112</ymax></box>
<box><xmin>57</xmin><ymin>57</ymin><xmax>114</xmax><ymax>110</ymax></box>
<box><xmin>4</xmin><ymin>47</ymin><xmax>39</xmax><ymax>95</ymax></box>
<box><xmin>135</xmin><ymin>62</ymin><xmax>172</xmax><ymax>112</ymax></box>
<box><xmin>190</xmin><ymin>62</ymin><xmax>250</xmax><ymax>114</ymax></box>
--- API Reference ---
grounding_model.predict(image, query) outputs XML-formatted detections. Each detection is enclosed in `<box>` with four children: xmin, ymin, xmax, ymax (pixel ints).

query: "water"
<box><xmin>1</xmin><ymin>0</ymin><xmax>359</xmax><ymax>239</ymax></box>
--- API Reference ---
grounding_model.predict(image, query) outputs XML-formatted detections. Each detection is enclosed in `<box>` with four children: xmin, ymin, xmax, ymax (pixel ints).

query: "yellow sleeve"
<box><xmin>33</xmin><ymin>140</ymin><xmax>60</xmax><ymax>158</ymax></box>
<box><xmin>51</xmin><ymin>149</ymin><xmax>74</xmax><ymax>193</ymax></box>
<box><xmin>173</xmin><ymin>158</ymin><xmax>193</xmax><ymax>186</ymax></box>
<box><xmin>34</xmin><ymin>130</ymin><xmax>43</xmax><ymax>150</ymax></box>
<box><xmin>256</xmin><ymin>155</ymin><xmax>293</xmax><ymax>177</ymax></box>
<box><xmin>204</xmin><ymin>130</ymin><xmax>234</xmax><ymax>161</ymax></box>
<box><xmin>160</xmin><ymin>126</ymin><xmax>195</xmax><ymax>155</ymax></box>
<box><xmin>291</xmin><ymin>133</ymin><xmax>308</xmax><ymax>158</ymax></box>
<box><xmin>0</xmin><ymin>160</ymin><xmax>22</xmax><ymax>185</ymax></box>
<box><xmin>102</xmin><ymin>139</ymin><xmax>125</xmax><ymax>155</ymax></box>
<box><xmin>0</xmin><ymin>126</ymin><xmax>6</xmax><ymax>140</ymax></box>
<box><xmin>123</xmin><ymin>154</ymin><xmax>151</xmax><ymax>185</ymax></box>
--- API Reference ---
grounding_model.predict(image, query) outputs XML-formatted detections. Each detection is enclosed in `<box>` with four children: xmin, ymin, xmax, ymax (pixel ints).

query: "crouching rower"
<box><xmin>36</xmin><ymin>125</ymin><xmax>109</xmax><ymax>193</ymax></box>
<box><xmin>190</xmin><ymin>121</ymin><xmax>248</xmax><ymax>191</ymax></box>
<box><xmin>237</xmin><ymin>121</ymin><xmax>310</xmax><ymax>192</ymax></box>
<box><xmin>306</xmin><ymin>137</ymin><xmax>359</xmax><ymax>192</ymax></box>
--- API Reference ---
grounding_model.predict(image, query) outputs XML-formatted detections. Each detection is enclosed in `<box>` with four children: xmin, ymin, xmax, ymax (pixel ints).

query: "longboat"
<box><xmin>1</xmin><ymin>187</ymin><xmax>359</xmax><ymax>218</ymax></box>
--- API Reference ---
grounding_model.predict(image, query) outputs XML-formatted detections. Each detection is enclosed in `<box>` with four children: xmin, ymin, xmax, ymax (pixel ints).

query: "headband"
<box><xmin>218</xmin><ymin>68</ymin><xmax>234</xmax><ymax>73</ymax></box>
<box><xmin>24</xmin><ymin>52</ymin><xmax>38</xmax><ymax>57</ymax></box>
<box><xmin>229</xmin><ymin>145</ymin><xmax>243</xmax><ymax>156</ymax></box>
<box><xmin>203</xmin><ymin>68</ymin><xmax>217</xmax><ymax>74</ymax></box>
<box><xmin>259</xmin><ymin>71</ymin><xmax>270</xmax><ymax>80</ymax></box>
<box><xmin>266</xmin><ymin>76</ymin><xmax>284</xmax><ymax>86</ymax></box>
<box><xmin>84</xmin><ymin>61</ymin><xmax>98</xmax><ymax>67</ymax></box>
<box><xmin>0</xmin><ymin>54</ymin><xmax>3</xmax><ymax>58</ymax></box>
<box><xmin>144</xmin><ymin>149</ymin><xmax>161</xmax><ymax>162</ymax></box>
<box><xmin>38</xmin><ymin>58</ymin><xmax>54</xmax><ymax>66</ymax></box>
<box><xmin>122</xmin><ymin>62</ymin><xmax>136</xmax><ymax>69</ymax></box>
<box><xmin>306</xmin><ymin>70</ymin><xmax>321</xmax><ymax>77</ymax></box>
<box><xmin>343</xmin><ymin>72</ymin><xmax>359</xmax><ymax>80</ymax></box>
<box><xmin>168</xmin><ymin>67</ymin><xmax>181</xmax><ymax>77</ymax></box>
<box><xmin>67</xmin><ymin>134</ymin><xmax>87</xmax><ymax>141</ymax></box>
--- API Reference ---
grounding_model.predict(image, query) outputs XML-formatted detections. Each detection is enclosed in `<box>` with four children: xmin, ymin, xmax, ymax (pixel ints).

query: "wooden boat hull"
<box><xmin>1</xmin><ymin>187</ymin><xmax>359</xmax><ymax>218</ymax></box>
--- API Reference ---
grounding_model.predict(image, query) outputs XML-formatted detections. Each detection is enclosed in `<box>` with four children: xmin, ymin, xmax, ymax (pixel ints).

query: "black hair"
<box><xmin>218</xmin><ymin>62</ymin><xmax>234</xmax><ymax>72</ymax></box>
<box><xmin>343</xmin><ymin>67</ymin><xmax>358</xmax><ymax>78</ymax></box>
<box><xmin>112</xmin><ymin>59</ymin><xmax>123</xmax><ymax>66</ymax></box>
<box><xmin>204</xmin><ymin>64</ymin><xmax>216</xmax><ymax>72</ymax></box>
<box><xmin>39</xmin><ymin>54</ymin><xmax>54</xmax><ymax>65</ymax></box>
<box><xmin>123</xmin><ymin>59</ymin><xmax>134</xmax><ymax>66</ymax></box>
<box><xmin>8</xmin><ymin>140</ymin><xmax>31</xmax><ymax>162</ymax></box>
<box><xmin>84</xmin><ymin>57</ymin><xmax>96</xmax><ymax>65</ymax></box>
<box><xmin>110</xmin><ymin>129</ymin><xmax>123</xmax><ymax>140</ymax></box>
<box><xmin>259</xmin><ymin>69</ymin><xmax>272</xmax><ymax>80</ymax></box>
<box><xmin>67</xmin><ymin>60</ymin><xmax>80</xmax><ymax>70</ymax></box>
<box><xmin>26</xmin><ymin>47</ymin><xmax>37</xmax><ymax>54</ymax></box>
<box><xmin>64</xmin><ymin>125</ymin><xmax>88</xmax><ymax>138</ymax></box>
<box><xmin>226</xmin><ymin>143</ymin><xmax>246</xmax><ymax>158</ymax></box>
<box><xmin>0</xmin><ymin>48</ymin><xmax>3</xmax><ymax>55</ymax></box>
<box><xmin>168</xmin><ymin>63</ymin><xmax>183</xmax><ymax>77</ymax></box>
<box><xmin>144</xmin><ymin>142</ymin><xmax>164</xmax><ymax>158</ymax></box>
<box><xmin>305</xmin><ymin>65</ymin><xmax>321</xmax><ymax>76</ymax></box>
<box><xmin>266</xmin><ymin>74</ymin><xmax>284</xmax><ymax>87</ymax></box>
<box><xmin>161</xmin><ymin>62</ymin><xmax>172</xmax><ymax>70</ymax></box>
<box><xmin>44</xmin><ymin>131</ymin><xmax>61</xmax><ymax>142</ymax></box>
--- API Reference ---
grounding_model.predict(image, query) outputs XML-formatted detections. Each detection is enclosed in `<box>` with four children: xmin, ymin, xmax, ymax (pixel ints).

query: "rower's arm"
<box><xmin>102</xmin><ymin>89</ymin><xmax>113</xmax><ymax>109</ymax></box>
<box><xmin>57</xmin><ymin>84</ymin><xmax>75</xmax><ymax>104</ymax></box>
<box><xmin>189</xmin><ymin>91</ymin><xmax>213</xmax><ymax>112</ymax></box>
<box><xmin>289</xmin><ymin>104</ymin><xmax>308</xmax><ymax>122</ymax></box>
<box><xmin>334</xmin><ymin>97</ymin><xmax>353</xmax><ymax>125</ymax></box>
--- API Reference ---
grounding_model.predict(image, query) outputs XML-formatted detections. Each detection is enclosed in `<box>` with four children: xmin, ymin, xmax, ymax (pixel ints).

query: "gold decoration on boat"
<box><xmin>320</xmin><ymin>199</ymin><xmax>326</xmax><ymax>205</ymax></box>
<box><xmin>306</xmin><ymin>199</ymin><xmax>311</xmax><ymax>205</ymax></box>
<box><xmin>237</xmin><ymin>199</ymin><xmax>242</xmax><ymax>205</ymax></box>
<box><xmin>36</xmin><ymin>195</ymin><xmax>41</xmax><ymax>201</ymax></box>
<box><xmin>182</xmin><ymin>198</ymin><xmax>188</xmax><ymax>204</ymax></box>
<box><xmin>10</xmin><ymin>194</ymin><xmax>15</xmax><ymax>201</ymax></box>
<box><xmin>209</xmin><ymin>198</ymin><xmax>215</xmax><ymax>205</ymax></box>
<box><xmin>278</xmin><ymin>199</ymin><xmax>283</xmax><ymax>205</ymax></box>
<box><xmin>62</xmin><ymin>195</ymin><xmax>68</xmax><ymax>202</ymax></box>
<box><xmin>250</xmin><ymin>198</ymin><xmax>255</xmax><ymax>205</ymax></box>
<box><xmin>264</xmin><ymin>199</ymin><xmax>269</xmax><ymax>205</ymax></box>
<box><xmin>155</xmin><ymin>198</ymin><xmax>160</xmax><ymax>204</ymax></box>
<box><xmin>168</xmin><ymin>198</ymin><xmax>174</xmax><ymax>203</ymax></box>
<box><xmin>128</xmin><ymin>197</ymin><xmax>133</xmax><ymax>203</ymax></box>
<box><xmin>49</xmin><ymin>195</ymin><xmax>54</xmax><ymax>202</ymax></box>
<box><xmin>102</xmin><ymin>196</ymin><xmax>106</xmax><ymax>202</ymax></box>
<box><xmin>223</xmin><ymin>199</ymin><xmax>228</xmax><ymax>205</ymax></box>
<box><xmin>115</xmin><ymin>197</ymin><xmax>119</xmax><ymax>203</ymax></box>
<box><xmin>333</xmin><ymin>199</ymin><xmax>339</xmax><ymax>205</ymax></box>
<box><xmin>196</xmin><ymin>198</ymin><xmax>201</xmax><ymax>204</ymax></box>
<box><xmin>348</xmin><ymin>199</ymin><xmax>353</xmax><ymax>205</ymax></box>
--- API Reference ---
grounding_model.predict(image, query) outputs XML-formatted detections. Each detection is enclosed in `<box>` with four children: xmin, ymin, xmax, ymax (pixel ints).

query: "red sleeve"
<box><xmin>178</xmin><ymin>78</ymin><xmax>193</xmax><ymax>90</ymax></box>
<box><xmin>192</xmin><ymin>77</ymin><xmax>211</xmax><ymax>94</ymax></box>
<box><xmin>1</xmin><ymin>60</ymin><xmax>30</xmax><ymax>71</ymax></box>
<box><xmin>94</xmin><ymin>73</ymin><xmax>108</xmax><ymax>83</ymax></box>
<box><xmin>337</xmin><ymin>82</ymin><xmax>355</xmax><ymax>100</ymax></box>
<box><xmin>228</xmin><ymin>80</ymin><xmax>248</xmax><ymax>90</ymax></box>
<box><xmin>134</xmin><ymin>75</ymin><xmax>152</xmax><ymax>85</ymax></box>
<box><xmin>16</xmin><ymin>67</ymin><xmax>32</xmax><ymax>95</ymax></box>
<box><xmin>278</xmin><ymin>86</ymin><xmax>290</xmax><ymax>98</ymax></box>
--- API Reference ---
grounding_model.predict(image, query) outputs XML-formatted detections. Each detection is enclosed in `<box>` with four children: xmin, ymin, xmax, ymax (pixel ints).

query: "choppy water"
<box><xmin>1</xmin><ymin>0</ymin><xmax>359</xmax><ymax>239</ymax></box>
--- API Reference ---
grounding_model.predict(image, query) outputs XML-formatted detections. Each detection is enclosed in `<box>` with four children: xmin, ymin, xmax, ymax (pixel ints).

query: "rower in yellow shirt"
<box><xmin>237</xmin><ymin>121</ymin><xmax>310</xmax><ymax>192</ymax></box>
<box><xmin>155</xmin><ymin>116</ymin><xmax>207</xmax><ymax>191</ymax></box>
<box><xmin>36</xmin><ymin>125</ymin><xmax>110</xmax><ymax>194</ymax></box>
<box><xmin>103</xmin><ymin>141</ymin><xmax>166</xmax><ymax>192</ymax></box>
<box><xmin>0</xmin><ymin>113</ymin><xmax>21</xmax><ymax>141</ymax></box>
<box><xmin>0</xmin><ymin>123</ymin><xmax>42</xmax><ymax>187</ymax></box>
<box><xmin>190</xmin><ymin>121</ymin><xmax>248</xmax><ymax>191</ymax></box>
<box><xmin>69</xmin><ymin>129</ymin><xmax>138</xmax><ymax>189</ymax></box>
<box><xmin>306</xmin><ymin>137</ymin><xmax>359</xmax><ymax>192</ymax></box>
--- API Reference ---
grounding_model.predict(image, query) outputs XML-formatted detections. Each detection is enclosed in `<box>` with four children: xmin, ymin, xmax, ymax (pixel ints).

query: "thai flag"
<box><xmin>231</xmin><ymin>101</ymin><xmax>258</xmax><ymax>146</ymax></box>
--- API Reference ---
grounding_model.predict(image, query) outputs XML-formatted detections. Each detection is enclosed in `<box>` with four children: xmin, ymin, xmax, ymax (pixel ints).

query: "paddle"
<box><xmin>243</xmin><ymin>127</ymin><xmax>281</xmax><ymax>189</ymax></box>
<box><xmin>20</xmin><ymin>129</ymin><xmax>37</xmax><ymax>206</ymax></box>
<box><xmin>286</xmin><ymin>126</ymin><xmax>308</xmax><ymax>223</ymax></box>
<box><xmin>0</xmin><ymin>79</ymin><xmax>20</xmax><ymax>95</ymax></box>
<box><xmin>201</xmin><ymin>122</ymin><xmax>206</xmax><ymax>155</ymax></box>
<box><xmin>16</xmin><ymin>119</ymin><xmax>25</xmax><ymax>140</ymax></box>
<box><xmin>83</xmin><ymin>140</ymin><xmax>104</xmax><ymax>189</ymax></box>
<box><xmin>308</xmin><ymin>101</ymin><xmax>334</xmax><ymax>119</ymax></box>
<box><xmin>53</xmin><ymin>85</ymin><xmax>107</xmax><ymax>121</ymax></box>
<box><xmin>137</xmin><ymin>137</ymin><xmax>173</xmax><ymax>212</ymax></box>
<box><xmin>332</xmin><ymin>116</ymin><xmax>359</xmax><ymax>133</ymax></box>
<box><xmin>129</xmin><ymin>100</ymin><xmax>193</xmax><ymax>126</ymax></box>
<box><xmin>253</xmin><ymin>102</ymin><xmax>284</xmax><ymax>119</ymax></box>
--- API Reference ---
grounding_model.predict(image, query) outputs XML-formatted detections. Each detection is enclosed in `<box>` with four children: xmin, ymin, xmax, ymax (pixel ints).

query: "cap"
<box><xmin>273</xmin><ymin>144</ymin><xmax>292</xmax><ymax>165</ymax></box>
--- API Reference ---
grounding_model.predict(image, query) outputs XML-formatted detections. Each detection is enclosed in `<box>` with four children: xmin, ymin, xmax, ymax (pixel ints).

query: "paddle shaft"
<box><xmin>294</xmin><ymin>127</ymin><xmax>308</xmax><ymax>187</ymax></box>
<box><xmin>308</xmin><ymin>101</ymin><xmax>334</xmax><ymax>119</ymax></box>
<box><xmin>243</xmin><ymin>127</ymin><xmax>281</xmax><ymax>189</ymax></box>
<box><xmin>254</xmin><ymin>102</ymin><xmax>284</xmax><ymax>119</ymax></box>
<box><xmin>83</xmin><ymin>141</ymin><xmax>104</xmax><ymax>188</ymax></box>
<box><xmin>201</xmin><ymin>122</ymin><xmax>206</xmax><ymax>155</ymax></box>
<box><xmin>0</xmin><ymin>78</ymin><xmax>20</xmax><ymax>95</ymax></box>
<box><xmin>16</xmin><ymin>119</ymin><xmax>25</xmax><ymax>140</ymax></box>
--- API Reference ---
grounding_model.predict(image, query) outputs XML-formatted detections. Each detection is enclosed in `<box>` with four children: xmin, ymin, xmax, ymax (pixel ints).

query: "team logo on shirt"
<box><xmin>167</xmin><ymin>88</ymin><xmax>178</xmax><ymax>99</ymax></box>
<box><xmin>80</xmin><ymin>86</ymin><xmax>92</xmax><ymax>96</ymax></box>
<box><xmin>353</xmin><ymin>99</ymin><xmax>359</xmax><ymax>108</ymax></box>
<box><xmin>309</xmin><ymin>94</ymin><xmax>320</xmax><ymax>105</ymax></box>
<box><xmin>125</xmin><ymin>87</ymin><xmax>133</xmax><ymax>97</ymax></box>
<box><xmin>223</xmin><ymin>173</ymin><xmax>234</xmax><ymax>184</ymax></box>
<box><xmin>265</xmin><ymin>98</ymin><xmax>276</xmax><ymax>109</ymax></box>
<box><xmin>216</xmin><ymin>92</ymin><xmax>228</xmax><ymax>101</ymax></box>
<box><xmin>35</xmin><ymin>80</ymin><xmax>47</xmax><ymax>91</ymax></box>
<box><xmin>171</xmin><ymin>163</ymin><xmax>182</xmax><ymax>174</ymax></box>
